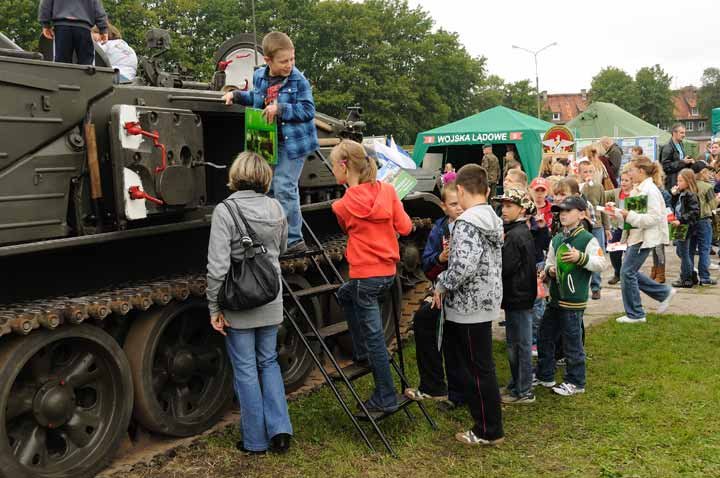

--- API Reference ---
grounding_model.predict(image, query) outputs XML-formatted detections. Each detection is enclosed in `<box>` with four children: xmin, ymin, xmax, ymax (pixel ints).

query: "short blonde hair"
<box><xmin>506</xmin><ymin>168</ymin><xmax>527</xmax><ymax>185</ymax></box>
<box><xmin>262</xmin><ymin>32</ymin><xmax>294</xmax><ymax>59</ymax></box>
<box><xmin>227</xmin><ymin>151</ymin><xmax>272</xmax><ymax>193</ymax></box>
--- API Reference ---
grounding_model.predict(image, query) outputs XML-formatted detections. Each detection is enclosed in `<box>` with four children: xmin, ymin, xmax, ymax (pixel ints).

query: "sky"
<box><xmin>408</xmin><ymin>0</ymin><xmax>717</xmax><ymax>93</ymax></box>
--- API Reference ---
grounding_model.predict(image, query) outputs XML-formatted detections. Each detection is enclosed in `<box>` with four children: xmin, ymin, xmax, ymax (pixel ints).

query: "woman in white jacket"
<box><xmin>616</xmin><ymin>156</ymin><xmax>676</xmax><ymax>323</ymax></box>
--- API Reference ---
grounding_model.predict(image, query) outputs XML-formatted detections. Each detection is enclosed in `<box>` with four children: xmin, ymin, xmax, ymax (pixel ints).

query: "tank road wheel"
<box><xmin>0</xmin><ymin>325</ymin><xmax>133</xmax><ymax>478</ymax></box>
<box><xmin>280</xmin><ymin>275</ymin><xmax>323</xmax><ymax>392</ymax></box>
<box><xmin>123</xmin><ymin>299</ymin><xmax>233</xmax><ymax>437</ymax></box>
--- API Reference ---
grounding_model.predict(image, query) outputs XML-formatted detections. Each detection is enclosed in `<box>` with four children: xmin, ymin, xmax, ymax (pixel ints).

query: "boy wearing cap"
<box><xmin>529</xmin><ymin>177</ymin><xmax>553</xmax><ymax>355</ymax></box>
<box><xmin>535</xmin><ymin>196</ymin><xmax>606</xmax><ymax>396</ymax></box>
<box><xmin>494</xmin><ymin>189</ymin><xmax>537</xmax><ymax>404</ymax></box>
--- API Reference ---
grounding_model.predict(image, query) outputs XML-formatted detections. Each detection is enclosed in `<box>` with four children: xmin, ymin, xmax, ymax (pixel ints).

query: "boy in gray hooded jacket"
<box><xmin>433</xmin><ymin>164</ymin><xmax>504</xmax><ymax>446</ymax></box>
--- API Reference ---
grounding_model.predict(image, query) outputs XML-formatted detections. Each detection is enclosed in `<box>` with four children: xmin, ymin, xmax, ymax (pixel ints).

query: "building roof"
<box><xmin>544</xmin><ymin>93</ymin><xmax>588</xmax><ymax>124</ymax></box>
<box><xmin>673</xmin><ymin>86</ymin><xmax>705</xmax><ymax>120</ymax></box>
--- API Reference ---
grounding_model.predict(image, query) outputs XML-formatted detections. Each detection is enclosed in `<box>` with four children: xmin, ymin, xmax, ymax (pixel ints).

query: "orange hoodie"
<box><xmin>331</xmin><ymin>181</ymin><xmax>413</xmax><ymax>279</ymax></box>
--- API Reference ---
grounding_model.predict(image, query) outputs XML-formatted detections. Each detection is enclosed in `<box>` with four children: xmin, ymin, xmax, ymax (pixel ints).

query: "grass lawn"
<box><xmin>130</xmin><ymin>314</ymin><xmax>720</xmax><ymax>478</ymax></box>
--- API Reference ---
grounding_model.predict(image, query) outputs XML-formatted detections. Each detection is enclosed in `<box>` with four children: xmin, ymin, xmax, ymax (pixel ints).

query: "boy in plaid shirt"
<box><xmin>223</xmin><ymin>31</ymin><xmax>318</xmax><ymax>253</ymax></box>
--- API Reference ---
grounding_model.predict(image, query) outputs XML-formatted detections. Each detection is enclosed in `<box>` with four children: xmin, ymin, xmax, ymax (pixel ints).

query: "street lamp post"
<box><xmin>512</xmin><ymin>42</ymin><xmax>558</xmax><ymax>119</ymax></box>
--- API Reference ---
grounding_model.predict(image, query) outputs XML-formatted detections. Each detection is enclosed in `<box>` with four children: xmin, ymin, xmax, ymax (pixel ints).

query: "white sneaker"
<box><xmin>616</xmin><ymin>315</ymin><xmax>647</xmax><ymax>324</ymax></box>
<box><xmin>532</xmin><ymin>375</ymin><xmax>556</xmax><ymax>388</ymax></box>
<box><xmin>552</xmin><ymin>382</ymin><xmax>585</xmax><ymax>396</ymax></box>
<box><xmin>656</xmin><ymin>288</ymin><xmax>677</xmax><ymax>314</ymax></box>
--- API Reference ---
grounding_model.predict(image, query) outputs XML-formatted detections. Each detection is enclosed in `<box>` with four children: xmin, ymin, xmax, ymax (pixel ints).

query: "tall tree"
<box><xmin>698</xmin><ymin>67</ymin><xmax>720</xmax><ymax>121</ymax></box>
<box><xmin>0</xmin><ymin>0</ymin><xmax>491</xmax><ymax>143</ymax></box>
<box><xmin>635</xmin><ymin>64</ymin><xmax>674</xmax><ymax>127</ymax></box>
<box><xmin>590</xmin><ymin>66</ymin><xmax>639</xmax><ymax>114</ymax></box>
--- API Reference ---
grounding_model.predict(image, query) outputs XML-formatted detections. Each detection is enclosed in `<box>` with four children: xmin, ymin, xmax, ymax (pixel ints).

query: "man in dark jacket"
<box><xmin>600</xmin><ymin>137</ymin><xmax>622</xmax><ymax>186</ymax></box>
<box><xmin>494</xmin><ymin>188</ymin><xmax>537</xmax><ymax>404</ymax></box>
<box><xmin>38</xmin><ymin>0</ymin><xmax>108</xmax><ymax>65</ymax></box>
<box><xmin>660</xmin><ymin>123</ymin><xmax>694</xmax><ymax>191</ymax></box>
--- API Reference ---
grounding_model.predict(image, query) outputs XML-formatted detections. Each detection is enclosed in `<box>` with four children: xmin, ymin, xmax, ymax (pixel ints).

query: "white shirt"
<box><xmin>100</xmin><ymin>39</ymin><xmax>137</xmax><ymax>81</ymax></box>
<box><xmin>625</xmin><ymin>177</ymin><xmax>670</xmax><ymax>249</ymax></box>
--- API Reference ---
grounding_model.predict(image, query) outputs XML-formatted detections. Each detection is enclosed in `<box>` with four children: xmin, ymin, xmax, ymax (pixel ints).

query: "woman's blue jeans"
<box><xmin>620</xmin><ymin>243</ymin><xmax>672</xmax><ymax>319</ymax></box>
<box><xmin>690</xmin><ymin>219</ymin><xmax>713</xmax><ymax>282</ymax></box>
<box><xmin>225</xmin><ymin>325</ymin><xmax>293</xmax><ymax>451</ymax></box>
<box><xmin>338</xmin><ymin>276</ymin><xmax>397</xmax><ymax>411</ymax></box>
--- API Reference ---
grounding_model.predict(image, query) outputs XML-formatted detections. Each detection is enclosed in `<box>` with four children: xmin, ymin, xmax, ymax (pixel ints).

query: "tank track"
<box><xmin>0</xmin><ymin>218</ymin><xmax>433</xmax><ymax>339</ymax></box>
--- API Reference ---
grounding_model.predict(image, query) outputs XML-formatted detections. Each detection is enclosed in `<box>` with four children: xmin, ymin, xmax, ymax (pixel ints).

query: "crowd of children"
<box><xmin>324</xmin><ymin>131</ymin><xmax>720</xmax><ymax>447</ymax></box>
<box><xmin>221</xmin><ymin>29</ymin><xmax>718</xmax><ymax>450</ymax></box>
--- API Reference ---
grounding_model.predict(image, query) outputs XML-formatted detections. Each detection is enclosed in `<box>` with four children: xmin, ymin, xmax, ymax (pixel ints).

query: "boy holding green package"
<box><xmin>535</xmin><ymin>196</ymin><xmax>606</xmax><ymax>397</ymax></box>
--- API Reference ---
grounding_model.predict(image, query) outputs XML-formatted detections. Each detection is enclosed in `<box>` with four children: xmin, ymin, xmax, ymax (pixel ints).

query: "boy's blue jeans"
<box><xmin>536</xmin><ymin>306</ymin><xmax>586</xmax><ymax>388</ymax></box>
<box><xmin>690</xmin><ymin>219</ymin><xmax>713</xmax><ymax>282</ymax></box>
<box><xmin>270</xmin><ymin>148</ymin><xmax>305</xmax><ymax>246</ymax></box>
<box><xmin>338</xmin><ymin>276</ymin><xmax>397</xmax><ymax>411</ymax></box>
<box><xmin>224</xmin><ymin>325</ymin><xmax>293</xmax><ymax>451</ymax></box>
<box><xmin>620</xmin><ymin>243</ymin><xmax>671</xmax><ymax>319</ymax></box>
<box><xmin>505</xmin><ymin>308</ymin><xmax>534</xmax><ymax>397</ymax></box>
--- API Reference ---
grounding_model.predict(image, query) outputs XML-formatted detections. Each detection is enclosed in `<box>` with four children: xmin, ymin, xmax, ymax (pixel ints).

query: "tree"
<box><xmin>1</xmin><ymin>0</ymin><xmax>43</xmax><ymax>51</ymax></box>
<box><xmin>0</xmin><ymin>0</ymin><xmax>491</xmax><ymax>143</ymax></box>
<box><xmin>635</xmin><ymin>65</ymin><xmax>674</xmax><ymax>127</ymax></box>
<box><xmin>698</xmin><ymin>67</ymin><xmax>720</xmax><ymax>121</ymax></box>
<box><xmin>590</xmin><ymin>66</ymin><xmax>639</xmax><ymax>114</ymax></box>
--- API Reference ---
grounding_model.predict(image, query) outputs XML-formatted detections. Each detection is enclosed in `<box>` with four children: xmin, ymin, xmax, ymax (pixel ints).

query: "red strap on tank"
<box><xmin>128</xmin><ymin>185</ymin><xmax>164</xmax><ymax>205</ymax></box>
<box><xmin>123</xmin><ymin>121</ymin><xmax>168</xmax><ymax>173</ymax></box>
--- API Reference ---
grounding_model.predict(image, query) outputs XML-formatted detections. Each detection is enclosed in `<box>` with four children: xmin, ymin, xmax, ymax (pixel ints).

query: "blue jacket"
<box><xmin>233</xmin><ymin>66</ymin><xmax>319</xmax><ymax>160</ymax></box>
<box><xmin>421</xmin><ymin>216</ymin><xmax>449</xmax><ymax>280</ymax></box>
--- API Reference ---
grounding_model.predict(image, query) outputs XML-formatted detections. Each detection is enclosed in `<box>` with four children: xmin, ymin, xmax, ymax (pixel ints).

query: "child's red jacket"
<box><xmin>332</xmin><ymin>181</ymin><xmax>412</xmax><ymax>279</ymax></box>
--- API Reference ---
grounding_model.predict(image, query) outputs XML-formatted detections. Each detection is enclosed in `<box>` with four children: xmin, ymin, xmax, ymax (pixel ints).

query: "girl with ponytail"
<box><xmin>330</xmin><ymin>140</ymin><xmax>413</xmax><ymax>413</ymax></box>
<box><xmin>615</xmin><ymin>156</ymin><xmax>675</xmax><ymax>323</ymax></box>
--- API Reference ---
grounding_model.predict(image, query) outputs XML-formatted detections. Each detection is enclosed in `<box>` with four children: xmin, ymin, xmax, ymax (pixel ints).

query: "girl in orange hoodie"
<box><xmin>330</xmin><ymin>140</ymin><xmax>413</xmax><ymax>413</ymax></box>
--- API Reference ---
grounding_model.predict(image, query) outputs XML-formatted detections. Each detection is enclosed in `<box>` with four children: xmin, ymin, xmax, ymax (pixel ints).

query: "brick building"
<box><xmin>543</xmin><ymin>90</ymin><xmax>588</xmax><ymax>124</ymax></box>
<box><xmin>672</xmin><ymin>86</ymin><xmax>710</xmax><ymax>143</ymax></box>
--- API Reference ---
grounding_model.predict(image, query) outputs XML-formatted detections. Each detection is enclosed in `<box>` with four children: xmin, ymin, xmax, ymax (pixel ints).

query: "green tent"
<box><xmin>565</xmin><ymin>102</ymin><xmax>697</xmax><ymax>156</ymax></box>
<box><xmin>412</xmin><ymin>106</ymin><xmax>555</xmax><ymax>179</ymax></box>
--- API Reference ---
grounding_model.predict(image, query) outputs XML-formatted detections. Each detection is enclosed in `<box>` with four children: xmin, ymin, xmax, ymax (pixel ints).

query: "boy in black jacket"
<box><xmin>493</xmin><ymin>188</ymin><xmax>538</xmax><ymax>404</ymax></box>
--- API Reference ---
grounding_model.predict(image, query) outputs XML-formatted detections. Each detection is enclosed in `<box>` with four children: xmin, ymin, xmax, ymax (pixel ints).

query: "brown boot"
<box><xmin>655</xmin><ymin>265</ymin><xmax>666</xmax><ymax>284</ymax></box>
<box><xmin>650</xmin><ymin>266</ymin><xmax>657</xmax><ymax>281</ymax></box>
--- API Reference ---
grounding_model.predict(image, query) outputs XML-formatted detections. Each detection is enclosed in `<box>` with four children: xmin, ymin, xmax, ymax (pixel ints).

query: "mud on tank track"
<box><xmin>0</xmin><ymin>220</ymin><xmax>433</xmax><ymax>477</ymax></box>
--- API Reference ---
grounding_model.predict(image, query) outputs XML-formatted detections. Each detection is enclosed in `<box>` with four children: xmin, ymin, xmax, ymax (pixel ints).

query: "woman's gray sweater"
<box><xmin>206</xmin><ymin>191</ymin><xmax>288</xmax><ymax>329</ymax></box>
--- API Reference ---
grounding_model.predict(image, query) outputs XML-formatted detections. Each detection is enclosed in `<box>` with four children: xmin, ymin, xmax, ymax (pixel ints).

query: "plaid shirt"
<box><xmin>233</xmin><ymin>66</ymin><xmax>319</xmax><ymax>160</ymax></box>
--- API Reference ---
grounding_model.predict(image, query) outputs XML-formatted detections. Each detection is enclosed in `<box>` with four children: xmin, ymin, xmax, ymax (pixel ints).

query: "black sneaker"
<box><xmin>285</xmin><ymin>240</ymin><xmax>308</xmax><ymax>255</ymax></box>
<box><xmin>672</xmin><ymin>279</ymin><xmax>694</xmax><ymax>288</ymax></box>
<box><xmin>699</xmin><ymin>279</ymin><xmax>717</xmax><ymax>286</ymax></box>
<box><xmin>358</xmin><ymin>399</ymin><xmax>398</xmax><ymax>414</ymax></box>
<box><xmin>607</xmin><ymin>276</ymin><xmax>620</xmax><ymax>285</ymax></box>
<box><xmin>236</xmin><ymin>442</ymin><xmax>267</xmax><ymax>455</ymax></box>
<box><xmin>269</xmin><ymin>433</ymin><xmax>291</xmax><ymax>454</ymax></box>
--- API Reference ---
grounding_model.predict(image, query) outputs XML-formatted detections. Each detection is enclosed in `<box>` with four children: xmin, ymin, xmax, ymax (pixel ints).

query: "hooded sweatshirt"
<box><xmin>435</xmin><ymin>204</ymin><xmax>504</xmax><ymax>324</ymax></box>
<box><xmin>38</xmin><ymin>0</ymin><xmax>108</xmax><ymax>32</ymax></box>
<box><xmin>332</xmin><ymin>181</ymin><xmax>412</xmax><ymax>279</ymax></box>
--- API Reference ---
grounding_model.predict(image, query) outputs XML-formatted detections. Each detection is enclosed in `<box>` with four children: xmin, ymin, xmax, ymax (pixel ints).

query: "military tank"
<box><xmin>0</xmin><ymin>30</ymin><xmax>442</xmax><ymax>478</ymax></box>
